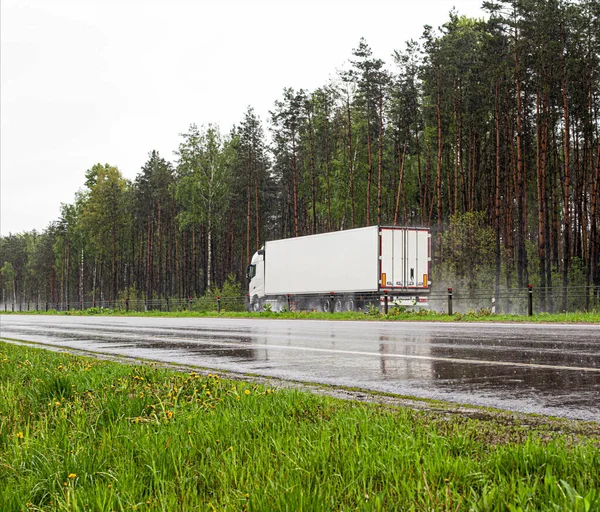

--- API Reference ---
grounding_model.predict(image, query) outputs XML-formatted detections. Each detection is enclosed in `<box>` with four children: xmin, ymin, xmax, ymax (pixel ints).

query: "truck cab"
<box><xmin>247</xmin><ymin>248</ymin><xmax>265</xmax><ymax>311</ymax></box>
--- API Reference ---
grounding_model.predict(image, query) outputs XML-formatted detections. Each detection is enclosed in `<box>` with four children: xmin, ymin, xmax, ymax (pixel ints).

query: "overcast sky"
<box><xmin>1</xmin><ymin>0</ymin><xmax>487</xmax><ymax>236</ymax></box>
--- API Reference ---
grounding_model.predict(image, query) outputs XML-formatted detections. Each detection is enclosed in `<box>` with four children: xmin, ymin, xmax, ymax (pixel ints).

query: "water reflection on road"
<box><xmin>1</xmin><ymin>316</ymin><xmax>598</xmax><ymax>421</ymax></box>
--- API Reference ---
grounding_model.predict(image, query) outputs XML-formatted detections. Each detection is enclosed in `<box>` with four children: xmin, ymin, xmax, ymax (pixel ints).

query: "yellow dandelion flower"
<box><xmin>68</xmin><ymin>473</ymin><xmax>77</xmax><ymax>479</ymax></box>
<box><xmin>206</xmin><ymin>391</ymin><xmax>211</xmax><ymax>396</ymax></box>
<box><xmin>244</xmin><ymin>389</ymin><xmax>250</xmax><ymax>395</ymax></box>
<box><xmin>16</xmin><ymin>432</ymin><xmax>24</xmax><ymax>439</ymax></box>
<box><xmin>166</xmin><ymin>410</ymin><xmax>173</xmax><ymax>419</ymax></box>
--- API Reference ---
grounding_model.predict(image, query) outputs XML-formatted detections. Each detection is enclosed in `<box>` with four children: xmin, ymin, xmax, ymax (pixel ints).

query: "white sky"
<box><xmin>1</xmin><ymin>0</ymin><xmax>486</xmax><ymax>236</ymax></box>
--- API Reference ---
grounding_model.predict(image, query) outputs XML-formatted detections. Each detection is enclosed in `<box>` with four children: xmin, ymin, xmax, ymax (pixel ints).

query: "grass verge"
<box><xmin>1</xmin><ymin>341</ymin><xmax>599</xmax><ymax>510</ymax></box>
<box><xmin>2</xmin><ymin>308</ymin><xmax>600</xmax><ymax>323</ymax></box>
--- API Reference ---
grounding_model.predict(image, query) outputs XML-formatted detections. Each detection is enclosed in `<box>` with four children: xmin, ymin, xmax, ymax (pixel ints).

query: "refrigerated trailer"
<box><xmin>247</xmin><ymin>226</ymin><xmax>431</xmax><ymax>312</ymax></box>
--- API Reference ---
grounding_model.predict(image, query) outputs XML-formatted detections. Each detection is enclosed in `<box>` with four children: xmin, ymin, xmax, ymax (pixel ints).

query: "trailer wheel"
<box><xmin>334</xmin><ymin>297</ymin><xmax>344</xmax><ymax>313</ymax></box>
<box><xmin>322</xmin><ymin>298</ymin><xmax>332</xmax><ymax>313</ymax></box>
<box><xmin>344</xmin><ymin>296</ymin><xmax>356</xmax><ymax>312</ymax></box>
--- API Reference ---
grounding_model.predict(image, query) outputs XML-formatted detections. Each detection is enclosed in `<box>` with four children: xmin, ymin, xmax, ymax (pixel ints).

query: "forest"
<box><xmin>1</xmin><ymin>0</ymin><xmax>599</xmax><ymax>313</ymax></box>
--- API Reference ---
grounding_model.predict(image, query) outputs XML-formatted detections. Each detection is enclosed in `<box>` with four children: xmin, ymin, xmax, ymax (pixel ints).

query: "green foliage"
<box><xmin>365</xmin><ymin>303</ymin><xmax>381</xmax><ymax>316</ymax></box>
<box><xmin>79</xmin><ymin>164</ymin><xmax>129</xmax><ymax>262</ymax></box>
<box><xmin>439</xmin><ymin>211</ymin><xmax>496</xmax><ymax>293</ymax></box>
<box><xmin>1</xmin><ymin>261</ymin><xmax>16</xmax><ymax>302</ymax></box>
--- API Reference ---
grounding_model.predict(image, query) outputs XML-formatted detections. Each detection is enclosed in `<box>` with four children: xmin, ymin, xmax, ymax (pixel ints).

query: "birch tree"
<box><xmin>175</xmin><ymin>124</ymin><xmax>232</xmax><ymax>290</ymax></box>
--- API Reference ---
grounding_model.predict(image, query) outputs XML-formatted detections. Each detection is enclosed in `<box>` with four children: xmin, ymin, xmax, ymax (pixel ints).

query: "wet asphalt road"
<box><xmin>1</xmin><ymin>315</ymin><xmax>599</xmax><ymax>421</ymax></box>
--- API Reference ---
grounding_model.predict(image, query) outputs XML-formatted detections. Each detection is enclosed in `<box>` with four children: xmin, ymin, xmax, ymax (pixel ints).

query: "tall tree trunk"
<box><xmin>79</xmin><ymin>245</ymin><xmax>84</xmax><ymax>306</ymax></box>
<box><xmin>394</xmin><ymin>142</ymin><xmax>407</xmax><ymax>225</ymax></box>
<box><xmin>377</xmin><ymin>91</ymin><xmax>384</xmax><ymax>226</ymax></box>
<box><xmin>324</xmin><ymin>101</ymin><xmax>332</xmax><ymax>231</ymax></box>
<box><xmin>207</xmin><ymin>218</ymin><xmax>212</xmax><ymax>290</ymax></box>
<box><xmin>366</xmin><ymin>102</ymin><xmax>373</xmax><ymax>226</ymax></box>
<box><xmin>416</xmin><ymin>123</ymin><xmax>424</xmax><ymax>226</ymax></box>
<box><xmin>254</xmin><ymin>153</ymin><xmax>261</xmax><ymax>250</ymax></box>
<box><xmin>436</xmin><ymin>67</ymin><xmax>443</xmax><ymax>264</ymax></box>
<box><xmin>292</xmin><ymin>137</ymin><xmax>299</xmax><ymax>237</ymax></box>
<box><xmin>112</xmin><ymin>226</ymin><xmax>117</xmax><ymax>302</ymax></box>
<box><xmin>157</xmin><ymin>205</ymin><xmax>162</xmax><ymax>299</ymax></box>
<box><xmin>246</xmin><ymin>147</ymin><xmax>252</xmax><ymax>265</ymax></box>
<box><xmin>494</xmin><ymin>83</ymin><xmax>502</xmax><ymax>310</ymax></box>
<box><xmin>514</xmin><ymin>25</ymin><xmax>528</xmax><ymax>289</ymax></box>
<box><xmin>451</xmin><ymin>79</ymin><xmax>458</xmax><ymax>217</ymax></box>
<box><xmin>347</xmin><ymin>98</ymin><xmax>355</xmax><ymax>228</ymax></box>
<box><xmin>66</xmin><ymin>239</ymin><xmax>71</xmax><ymax>304</ymax></box>
<box><xmin>561</xmin><ymin>32</ymin><xmax>571</xmax><ymax>312</ymax></box>
<box><xmin>536</xmin><ymin>89</ymin><xmax>547</xmax><ymax>311</ymax></box>
<box><xmin>307</xmin><ymin>109</ymin><xmax>317</xmax><ymax>234</ymax></box>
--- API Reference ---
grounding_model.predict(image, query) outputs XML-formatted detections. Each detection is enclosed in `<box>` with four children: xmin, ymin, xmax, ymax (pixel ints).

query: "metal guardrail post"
<box><xmin>384</xmin><ymin>290</ymin><xmax>388</xmax><ymax>314</ymax></box>
<box><xmin>45</xmin><ymin>302</ymin><xmax>48</xmax><ymax>312</ymax></box>
<box><xmin>287</xmin><ymin>294</ymin><xmax>291</xmax><ymax>311</ymax></box>
<box><xmin>448</xmin><ymin>288</ymin><xmax>453</xmax><ymax>316</ymax></box>
<box><xmin>12</xmin><ymin>303</ymin><xmax>15</xmax><ymax>312</ymax></box>
<box><xmin>125</xmin><ymin>298</ymin><xmax>129</xmax><ymax>312</ymax></box>
<box><xmin>217</xmin><ymin>296</ymin><xmax>221</xmax><ymax>313</ymax></box>
<box><xmin>528</xmin><ymin>284</ymin><xmax>533</xmax><ymax>317</ymax></box>
<box><xmin>27</xmin><ymin>302</ymin><xmax>30</xmax><ymax>312</ymax></box>
<box><xmin>166</xmin><ymin>298</ymin><xmax>170</xmax><ymax>312</ymax></box>
<box><xmin>189</xmin><ymin>296</ymin><xmax>193</xmax><ymax>312</ymax></box>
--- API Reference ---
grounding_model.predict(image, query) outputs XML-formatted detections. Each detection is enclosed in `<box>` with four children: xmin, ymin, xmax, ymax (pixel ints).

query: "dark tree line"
<box><xmin>2</xmin><ymin>0</ymin><xmax>599</xmax><ymax>311</ymax></box>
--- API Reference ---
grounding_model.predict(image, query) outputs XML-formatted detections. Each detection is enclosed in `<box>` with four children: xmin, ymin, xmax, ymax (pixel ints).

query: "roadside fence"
<box><xmin>0</xmin><ymin>296</ymin><xmax>248</xmax><ymax>314</ymax></box>
<box><xmin>0</xmin><ymin>285</ymin><xmax>597</xmax><ymax>316</ymax></box>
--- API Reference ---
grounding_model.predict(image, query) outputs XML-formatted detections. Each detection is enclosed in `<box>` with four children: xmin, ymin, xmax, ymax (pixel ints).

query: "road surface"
<box><xmin>1</xmin><ymin>315</ymin><xmax>599</xmax><ymax>421</ymax></box>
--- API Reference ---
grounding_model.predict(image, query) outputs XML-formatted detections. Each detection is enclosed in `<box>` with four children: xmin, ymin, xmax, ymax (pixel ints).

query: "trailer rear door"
<box><xmin>380</xmin><ymin>227</ymin><xmax>430</xmax><ymax>291</ymax></box>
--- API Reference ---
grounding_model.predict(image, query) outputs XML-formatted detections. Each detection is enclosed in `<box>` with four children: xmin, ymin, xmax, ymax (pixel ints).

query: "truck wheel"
<box><xmin>251</xmin><ymin>296</ymin><xmax>262</xmax><ymax>312</ymax></box>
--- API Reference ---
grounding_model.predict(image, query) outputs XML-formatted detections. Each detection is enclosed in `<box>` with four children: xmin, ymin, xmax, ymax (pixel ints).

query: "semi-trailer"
<box><xmin>247</xmin><ymin>225</ymin><xmax>431</xmax><ymax>312</ymax></box>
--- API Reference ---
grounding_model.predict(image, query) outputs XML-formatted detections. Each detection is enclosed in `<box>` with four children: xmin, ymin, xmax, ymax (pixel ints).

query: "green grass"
<box><xmin>1</xmin><ymin>342</ymin><xmax>599</xmax><ymax>511</ymax></box>
<box><xmin>3</xmin><ymin>307</ymin><xmax>600</xmax><ymax>323</ymax></box>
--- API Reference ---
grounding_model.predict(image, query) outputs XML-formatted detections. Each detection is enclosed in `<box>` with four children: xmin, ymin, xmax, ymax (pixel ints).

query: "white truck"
<box><xmin>247</xmin><ymin>225</ymin><xmax>431</xmax><ymax>312</ymax></box>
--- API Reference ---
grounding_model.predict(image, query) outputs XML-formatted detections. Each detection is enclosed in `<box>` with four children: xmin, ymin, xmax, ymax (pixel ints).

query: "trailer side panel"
<box><xmin>264</xmin><ymin>226</ymin><xmax>379</xmax><ymax>295</ymax></box>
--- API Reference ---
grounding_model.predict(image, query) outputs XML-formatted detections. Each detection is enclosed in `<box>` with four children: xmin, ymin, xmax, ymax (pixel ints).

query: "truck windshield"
<box><xmin>249</xmin><ymin>264</ymin><xmax>256</xmax><ymax>279</ymax></box>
